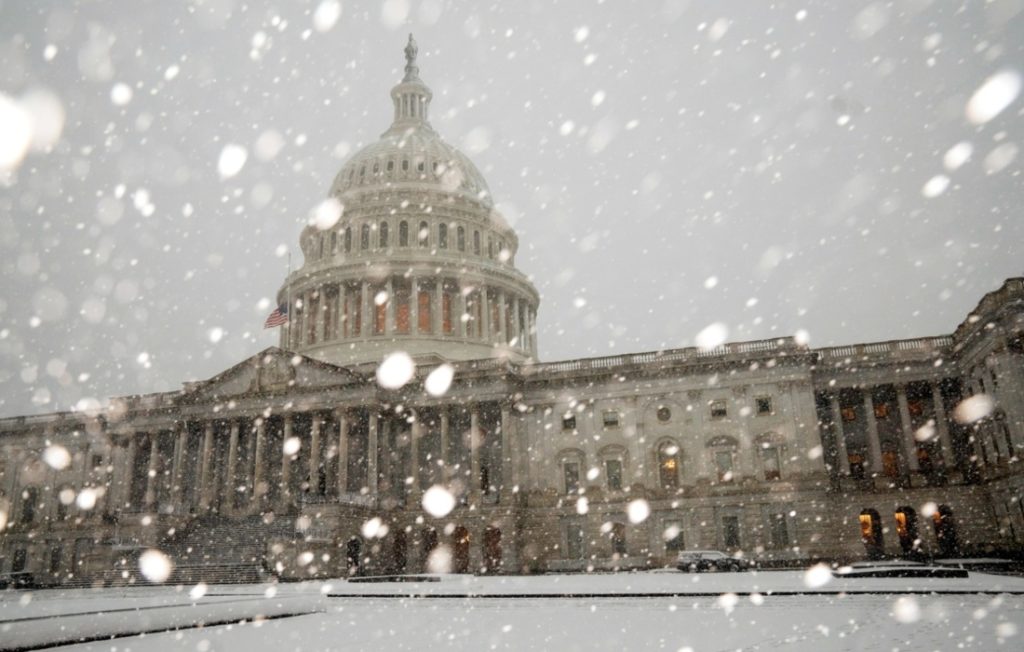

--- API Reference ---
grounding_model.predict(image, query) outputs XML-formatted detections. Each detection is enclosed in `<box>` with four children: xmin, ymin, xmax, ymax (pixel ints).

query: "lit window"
<box><xmin>873</xmin><ymin>402</ymin><xmax>890</xmax><ymax>419</ymax></box>
<box><xmin>659</xmin><ymin>442</ymin><xmax>680</xmax><ymax>489</ymax></box>
<box><xmin>710</xmin><ymin>400</ymin><xmax>728</xmax><ymax>419</ymax></box>
<box><xmin>840</xmin><ymin>407</ymin><xmax>856</xmax><ymax>422</ymax></box>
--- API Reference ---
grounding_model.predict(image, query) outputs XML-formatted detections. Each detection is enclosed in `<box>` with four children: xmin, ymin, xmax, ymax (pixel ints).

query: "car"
<box><xmin>675</xmin><ymin>550</ymin><xmax>750</xmax><ymax>573</ymax></box>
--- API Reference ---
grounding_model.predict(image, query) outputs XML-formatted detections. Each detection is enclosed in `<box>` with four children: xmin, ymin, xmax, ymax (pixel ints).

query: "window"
<box><xmin>908</xmin><ymin>400</ymin><xmax>925</xmax><ymax>417</ymax></box>
<box><xmin>379</xmin><ymin>221</ymin><xmax>389</xmax><ymax>248</ymax></box>
<box><xmin>20</xmin><ymin>486</ymin><xmax>38</xmax><ymax>524</ymax></box>
<box><xmin>417</xmin><ymin>288</ymin><xmax>432</xmax><ymax>333</ymax></box>
<box><xmin>602</xmin><ymin>410</ymin><xmax>620</xmax><ymax>428</ymax></box>
<box><xmin>873</xmin><ymin>402</ymin><xmax>890</xmax><ymax>419</ymax></box>
<box><xmin>840</xmin><ymin>406</ymin><xmax>856</xmax><ymax>422</ymax></box>
<box><xmin>457</xmin><ymin>225</ymin><xmax>466</xmax><ymax>251</ymax></box>
<box><xmin>755</xmin><ymin>397</ymin><xmax>772</xmax><ymax>415</ymax></box>
<box><xmin>761</xmin><ymin>446</ymin><xmax>781</xmax><ymax>481</ymax></box>
<box><xmin>398</xmin><ymin>221</ymin><xmax>409</xmax><ymax>247</ymax></box>
<box><xmin>768</xmin><ymin>512</ymin><xmax>789</xmax><ymax>548</ymax></box>
<box><xmin>344</xmin><ymin>227</ymin><xmax>352</xmax><ymax>252</ymax></box>
<box><xmin>610</xmin><ymin>522</ymin><xmax>627</xmax><ymax>556</ymax></box>
<box><xmin>91</xmin><ymin>454</ymin><xmax>104</xmax><ymax>469</ymax></box>
<box><xmin>563</xmin><ymin>462</ymin><xmax>580</xmax><ymax>494</ymax></box>
<box><xmin>710</xmin><ymin>400</ymin><xmax>728</xmax><ymax>419</ymax></box>
<box><xmin>562</xmin><ymin>414</ymin><xmax>576</xmax><ymax>431</ymax></box>
<box><xmin>715</xmin><ymin>451</ymin><xmax>733</xmax><ymax>482</ymax></box>
<box><xmin>658</xmin><ymin>442</ymin><xmax>680</xmax><ymax>489</ymax></box>
<box><xmin>656</xmin><ymin>406</ymin><xmax>671</xmax><ymax>422</ymax></box>
<box><xmin>438</xmin><ymin>223</ymin><xmax>448</xmax><ymax>249</ymax></box>
<box><xmin>605</xmin><ymin>459</ymin><xmax>623</xmax><ymax>491</ymax></box>
<box><xmin>402</xmin><ymin>159</ymin><xmax>409</xmax><ymax>171</ymax></box>
<box><xmin>664</xmin><ymin>521</ymin><xmax>684</xmax><ymax>553</ymax></box>
<box><xmin>566</xmin><ymin>523</ymin><xmax>585</xmax><ymax>560</ymax></box>
<box><xmin>386</xmin><ymin>160</ymin><xmax>394</xmax><ymax>172</ymax></box>
<box><xmin>473</xmin><ymin>231</ymin><xmax>481</xmax><ymax>255</ymax></box>
<box><xmin>722</xmin><ymin>515</ymin><xmax>741</xmax><ymax>549</ymax></box>
<box><xmin>50</xmin><ymin>545</ymin><xmax>63</xmax><ymax>573</ymax></box>
<box><xmin>360</xmin><ymin>224</ymin><xmax>370</xmax><ymax>250</ymax></box>
<box><xmin>418</xmin><ymin>221</ymin><xmax>429</xmax><ymax>247</ymax></box>
<box><xmin>330</xmin><ymin>231</ymin><xmax>337</xmax><ymax>254</ymax></box>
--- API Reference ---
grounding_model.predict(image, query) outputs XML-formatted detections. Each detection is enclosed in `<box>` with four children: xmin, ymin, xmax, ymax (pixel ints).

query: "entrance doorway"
<box><xmin>345</xmin><ymin>537</ymin><xmax>362</xmax><ymax>576</ymax></box>
<box><xmin>452</xmin><ymin>526</ymin><xmax>471</xmax><ymax>573</ymax></box>
<box><xmin>894</xmin><ymin>506</ymin><xmax>919</xmax><ymax>555</ymax></box>
<box><xmin>859</xmin><ymin>508</ymin><xmax>884</xmax><ymax>559</ymax></box>
<box><xmin>483</xmin><ymin>527</ymin><xmax>501</xmax><ymax>573</ymax></box>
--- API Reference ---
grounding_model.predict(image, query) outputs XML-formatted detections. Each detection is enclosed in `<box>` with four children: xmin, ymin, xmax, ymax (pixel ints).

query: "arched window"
<box><xmin>344</xmin><ymin>227</ymin><xmax>352</xmax><ymax>253</ymax></box>
<box><xmin>558</xmin><ymin>449</ymin><xmax>585</xmax><ymax>495</ymax></box>
<box><xmin>402</xmin><ymin>159</ymin><xmax>409</xmax><ymax>171</ymax></box>
<box><xmin>599</xmin><ymin>445</ymin><xmax>627</xmax><ymax>492</ymax></box>
<box><xmin>438</xmin><ymin>223</ymin><xmax>448</xmax><ymax>249</ymax></box>
<box><xmin>657</xmin><ymin>441</ymin><xmax>680</xmax><ymax>489</ymax></box>
<box><xmin>418</xmin><ymin>221</ymin><xmax>429</xmax><ymax>247</ymax></box>
<box><xmin>360</xmin><ymin>224</ymin><xmax>370</xmax><ymax>250</ymax></box>
<box><xmin>20</xmin><ymin>486</ymin><xmax>39</xmax><ymax>524</ymax></box>
<box><xmin>386</xmin><ymin>160</ymin><xmax>394</xmax><ymax>172</ymax></box>
<box><xmin>318</xmin><ymin>236</ymin><xmax>324</xmax><ymax>260</ymax></box>
<box><xmin>330</xmin><ymin>231</ymin><xmax>337</xmax><ymax>255</ymax></box>
<box><xmin>610</xmin><ymin>523</ymin><xmax>627</xmax><ymax>556</ymax></box>
<box><xmin>379</xmin><ymin>221</ymin><xmax>389</xmax><ymax>248</ymax></box>
<box><xmin>755</xmin><ymin>432</ymin><xmax>784</xmax><ymax>481</ymax></box>
<box><xmin>707</xmin><ymin>435</ymin><xmax>738</xmax><ymax>483</ymax></box>
<box><xmin>859</xmin><ymin>508</ymin><xmax>884</xmax><ymax>559</ymax></box>
<box><xmin>399</xmin><ymin>221</ymin><xmax>409</xmax><ymax>247</ymax></box>
<box><xmin>457</xmin><ymin>226</ymin><xmax>466</xmax><ymax>252</ymax></box>
<box><xmin>487</xmin><ymin>237</ymin><xmax>494</xmax><ymax>258</ymax></box>
<box><xmin>894</xmin><ymin>506</ymin><xmax>919</xmax><ymax>555</ymax></box>
<box><xmin>473</xmin><ymin>231</ymin><xmax>481</xmax><ymax>255</ymax></box>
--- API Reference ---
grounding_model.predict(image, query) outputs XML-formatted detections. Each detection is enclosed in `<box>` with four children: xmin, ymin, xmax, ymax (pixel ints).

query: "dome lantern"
<box><xmin>389</xmin><ymin>34</ymin><xmax>432</xmax><ymax>131</ymax></box>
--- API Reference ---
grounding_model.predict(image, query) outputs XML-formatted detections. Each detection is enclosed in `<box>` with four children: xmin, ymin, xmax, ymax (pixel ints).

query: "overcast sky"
<box><xmin>1</xmin><ymin>0</ymin><xmax>1022</xmax><ymax>417</ymax></box>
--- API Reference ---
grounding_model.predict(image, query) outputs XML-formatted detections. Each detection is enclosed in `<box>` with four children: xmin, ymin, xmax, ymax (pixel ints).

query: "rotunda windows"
<box><xmin>418</xmin><ymin>221</ymin><xmax>429</xmax><ymax>246</ymax></box>
<box><xmin>399</xmin><ymin>221</ymin><xmax>409</xmax><ymax>247</ymax></box>
<box><xmin>379</xmin><ymin>221</ymin><xmax>389</xmax><ymax>248</ymax></box>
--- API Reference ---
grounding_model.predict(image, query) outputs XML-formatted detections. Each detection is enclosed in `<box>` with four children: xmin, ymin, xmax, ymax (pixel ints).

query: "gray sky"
<box><xmin>1</xmin><ymin>0</ymin><xmax>1022</xmax><ymax>417</ymax></box>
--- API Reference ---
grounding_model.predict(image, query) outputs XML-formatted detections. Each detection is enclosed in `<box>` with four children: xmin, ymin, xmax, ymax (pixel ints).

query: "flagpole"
<box><xmin>285</xmin><ymin>251</ymin><xmax>292</xmax><ymax>349</ymax></box>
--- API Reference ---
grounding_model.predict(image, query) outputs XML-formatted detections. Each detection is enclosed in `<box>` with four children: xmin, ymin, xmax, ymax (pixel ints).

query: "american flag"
<box><xmin>263</xmin><ymin>303</ymin><xmax>289</xmax><ymax>328</ymax></box>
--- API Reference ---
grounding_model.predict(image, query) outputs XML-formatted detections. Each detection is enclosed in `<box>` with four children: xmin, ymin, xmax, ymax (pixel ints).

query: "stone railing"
<box><xmin>816</xmin><ymin>335</ymin><xmax>953</xmax><ymax>361</ymax></box>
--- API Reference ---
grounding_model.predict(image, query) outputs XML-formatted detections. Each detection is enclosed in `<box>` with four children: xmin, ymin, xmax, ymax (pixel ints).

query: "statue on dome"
<box><xmin>403</xmin><ymin>33</ymin><xmax>419</xmax><ymax>81</ymax></box>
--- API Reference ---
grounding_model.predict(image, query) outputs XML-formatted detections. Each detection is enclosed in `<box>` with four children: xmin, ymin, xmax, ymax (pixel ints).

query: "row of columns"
<box><xmin>117</xmin><ymin>403</ymin><xmax>518</xmax><ymax>516</ymax></box>
<box><xmin>828</xmin><ymin>383</ymin><xmax>955</xmax><ymax>477</ymax></box>
<box><xmin>287</xmin><ymin>277</ymin><xmax>538</xmax><ymax>353</ymax></box>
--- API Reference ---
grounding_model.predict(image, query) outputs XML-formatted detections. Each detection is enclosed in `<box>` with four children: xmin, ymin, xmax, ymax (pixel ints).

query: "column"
<box><xmin>171</xmin><ymin>422</ymin><xmax>187</xmax><ymax>511</ymax></box>
<box><xmin>830</xmin><ymin>395</ymin><xmax>851</xmax><ymax>475</ymax></box>
<box><xmin>863</xmin><ymin>391</ymin><xmax>884</xmax><ymax>475</ymax></box>
<box><xmin>896</xmin><ymin>386</ymin><xmax>920</xmax><ymax>472</ymax></box>
<box><xmin>497</xmin><ymin>290</ymin><xmax>508</xmax><ymax>344</ymax></box>
<box><xmin>367</xmin><ymin>412</ymin><xmax>379</xmax><ymax>494</ymax></box>
<box><xmin>433</xmin><ymin>278</ymin><xmax>444</xmax><ymax>335</ymax></box>
<box><xmin>470</xmin><ymin>406</ymin><xmax>482</xmax><ymax>502</ymax></box>
<box><xmin>225</xmin><ymin>420</ymin><xmax>240</xmax><ymax>513</ymax></box>
<box><xmin>481</xmin><ymin>288</ymin><xmax>491</xmax><ymax>343</ymax></box>
<box><xmin>252</xmin><ymin>418</ymin><xmax>266</xmax><ymax>505</ymax></box>
<box><xmin>144</xmin><ymin>433</ymin><xmax>160</xmax><ymax>510</ymax></box>
<box><xmin>410</xmin><ymin>277</ymin><xmax>420</xmax><ymax>334</ymax></box>
<box><xmin>280</xmin><ymin>414</ymin><xmax>293</xmax><ymax>506</ymax></box>
<box><xmin>124</xmin><ymin>435</ymin><xmax>138</xmax><ymax>509</ymax></box>
<box><xmin>500</xmin><ymin>406</ymin><xmax>513</xmax><ymax>502</ymax></box>
<box><xmin>511</xmin><ymin>299</ymin><xmax>521</xmax><ymax>348</ymax></box>
<box><xmin>309</xmin><ymin>413</ymin><xmax>322</xmax><ymax>494</ymax></box>
<box><xmin>336</xmin><ymin>409</ymin><xmax>349</xmax><ymax>495</ymax></box>
<box><xmin>457</xmin><ymin>286</ymin><xmax>468</xmax><ymax>337</ymax></box>
<box><xmin>440</xmin><ymin>408</ymin><xmax>450</xmax><ymax>482</ymax></box>
<box><xmin>931</xmin><ymin>384</ymin><xmax>955</xmax><ymax>467</ymax></box>
<box><xmin>410</xmin><ymin>413</ymin><xmax>423</xmax><ymax>497</ymax></box>
<box><xmin>360</xmin><ymin>281</ymin><xmax>371</xmax><ymax>336</ymax></box>
<box><xmin>199</xmin><ymin>422</ymin><xmax>215</xmax><ymax>510</ymax></box>
<box><xmin>528</xmin><ymin>307</ymin><xmax>538</xmax><ymax>354</ymax></box>
<box><xmin>385</xmin><ymin>277</ymin><xmax>395</xmax><ymax>335</ymax></box>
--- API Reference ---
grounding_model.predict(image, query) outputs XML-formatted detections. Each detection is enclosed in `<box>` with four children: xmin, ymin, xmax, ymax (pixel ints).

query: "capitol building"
<box><xmin>2</xmin><ymin>38</ymin><xmax>1023</xmax><ymax>585</ymax></box>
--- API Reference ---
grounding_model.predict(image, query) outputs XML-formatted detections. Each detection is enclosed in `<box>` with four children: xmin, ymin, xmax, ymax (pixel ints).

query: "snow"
<box><xmin>5</xmin><ymin>572</ymin><xmax>1023</xmax><ymax>651</ymax></box>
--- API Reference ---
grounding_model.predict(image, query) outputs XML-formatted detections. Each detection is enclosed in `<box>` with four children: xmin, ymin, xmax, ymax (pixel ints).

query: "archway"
<box><xmin>894</xmin><ymin>506</ymin><xmax>919</xmax><ymax>556</ymax></box>
<box><xmin>391</xmin><ymin>530</ymin><xmax>408</xmax><ymax>575</ymax></box>
<box><xmin>421</xmin><ymin>527</ymin><xmax>439</xmax><ymax>568</ymax></box>
<box><xmin>610</xmin><ymin>522</ymin><xmax>627</xmax><ymax>557</ymax></box>
<box><xmin>345</xmin><ymin>537</ymin><xmax>363</xmax><ymax>576</ymax></box>
<box><xmin>452</xmin><ymin>526</ymin><xmax>471</xmax><ymax>573</ymax></box>
<box><xmin>859</xmin><ymin>509</ymin><xmax>884</xmax><ymax>559</ymax></box>
<box><xmin>933</xmin><ymin>505</ymin><xmax>959</xmax><ymax>557</ymax></box>
<box><xmin>483</xmin><ymin>527</ymin><xmax>502</xmax><ymax>573</ymax></box>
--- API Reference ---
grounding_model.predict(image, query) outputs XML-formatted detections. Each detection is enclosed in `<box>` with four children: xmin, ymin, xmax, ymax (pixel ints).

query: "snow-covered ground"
<box><xmin>3</xmin><ymin>571</ymin><xmax>1023</xmax><ymax>651</ymax></box>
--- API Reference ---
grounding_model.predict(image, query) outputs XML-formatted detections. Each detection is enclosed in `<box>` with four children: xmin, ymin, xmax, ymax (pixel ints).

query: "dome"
<box><xmin>327</xmin><ymin>35</ymin><xmax>493</xmax><ymax>208</ymax></box>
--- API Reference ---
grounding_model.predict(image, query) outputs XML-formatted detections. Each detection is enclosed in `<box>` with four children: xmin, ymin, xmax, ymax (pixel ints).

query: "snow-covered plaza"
<box><xmin>5</xmin><ymin>570</ymin><xmax>1024</xmax><ymax>651</ymax></box>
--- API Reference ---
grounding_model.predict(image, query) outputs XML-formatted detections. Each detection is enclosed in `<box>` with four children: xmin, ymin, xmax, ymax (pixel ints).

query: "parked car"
<box><xmin>676</xmin><ymin>550</ymin><xmax>750</xmax><ymax>572</ymax></box>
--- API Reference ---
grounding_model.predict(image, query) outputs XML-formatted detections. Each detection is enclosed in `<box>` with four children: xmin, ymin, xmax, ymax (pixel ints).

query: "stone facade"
<box><xmin>1</xmin><ymin>39</ymin><xmax>1022</xmax><ymax>586</ymax></box>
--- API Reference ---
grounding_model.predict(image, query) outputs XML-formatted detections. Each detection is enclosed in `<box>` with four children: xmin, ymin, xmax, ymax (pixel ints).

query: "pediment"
<box><xmin>182</xmin><ymin>347</ymin><xmax>360</xmax><ymax>401</ymax></box>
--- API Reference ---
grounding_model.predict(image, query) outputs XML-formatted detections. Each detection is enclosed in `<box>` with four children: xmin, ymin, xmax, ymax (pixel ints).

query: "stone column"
<box><xmin>470</xmin><ymin>406</ymin><xmax>482</xmax><ymax>502</ymax></box>
<box><xmin>410</xmin><ymin>277</ymin><xmax>420</xmax><ymax>334</ymax></box>
<box><xmin>457</xmin><ymin>286</ymin><xmax>468</xmax><ymax>337</ymax></box>
<box><xmin>280</xmin><ymin>414</ymin><xmax>294</xmax><ymax>506</ymax></box>
<box><xmin>481</xmin><ymin>288</ymin><xmax>491</xmax><ymax>343</ymax></box>
<box><xmin>511</xmin><ymin>298</ymin><xmax>521</xmax><ymax>348</ymax></box>
<box><xmin>367</xmin><ymin>412</ymin><xmax>379</xmax><ymax>494</ymax></box>
<box><xmin>863</xmin><ymin>391</ymin><xmax>884</xmax><ymax>475</ymax></box>
<box><xmin>336</xmin><ymin>409</ymin><xmax>349</xmax><ymax>495</ymax></box>
<box><xmin>500</xmin><ymin>406</ymin><xmax>513</xmax><ymax>502</ymax></box>
<box><xmin>931</xmin><ymin>384</ymin><xmax>955</xmax><ymax>467</ymax></box>
<box><xmin>385</xmin><ymin>277</ymin><xmax>395</xmax><ymax>335</ymax></box>
<box><xmin>225</xmin><ymin>420</ymin><xmax>240</xmax><ymax>514</ymax></box>
<box><xmin>410</xmin><ymin>414</ymin><xmax>422</xmax><ymax>498</ymax></box>
<box><xmin>252</xmin><ymin>419</ymin><xmax>266</xmax><ymax>505</ymax></box>
<box><xmin>310</xmin><ymin>412</ymin><xmax>322</xmax><ymax>495</ymax></box>
<box><xmin>360</xmin><ymin>281</ymin><xmax>371</xmax><ymax>336</ymax></box>
<box><xmin>896</xmin><ymin>386</ymin><xmax>920</xmax><ymax>472</ymax></box>
<box><xmin>830</xmin><ymin>395</ymin><xmax>850</xmax><ymax>475</ymax></box>
<box><xmin>171</xmin><ymin>422</ymin><xmax>187</xmax><ymax>511</ymax></box>
<box><xmin>528</xmin><ymin>307</ymin><xmax>538</xmax><ymax>355</ymax></box>
<box><xmin>440</xmin><ymin>408</ymin><xmax>450</xmax><ymax>482</ymax></box>
<box><xmin>199</xmin><ymin>422</ymin><xmax>215</xmax><ymax>510</ymax></box>
<box><xmin>433</xmin><ymin>279</ymin><xmax>444</xmax><ymax>335</ymax></box>
<box><xmin>124</xmin><ymin>435</ymin><xmax>138</xmax><ymax>510</ymax></box>
<box><xmin>144</xmin><ymin>433</ymin><xmax>160</xmax><ymax>510</ymax></box>
<box><xmin>497</xmin><ymin>290</ymin><xmax>508</xmax><ymax>344</ymax></box>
